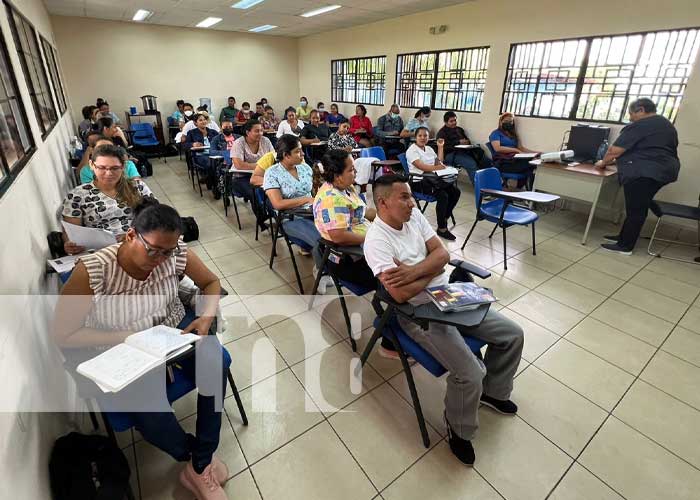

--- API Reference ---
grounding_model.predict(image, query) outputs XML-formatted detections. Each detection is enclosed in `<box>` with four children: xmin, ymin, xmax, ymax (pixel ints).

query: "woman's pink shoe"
<box><xmin>179</xmin><ymin>460</ymin><xmax>228</xmax><ymax>500</ymax></box>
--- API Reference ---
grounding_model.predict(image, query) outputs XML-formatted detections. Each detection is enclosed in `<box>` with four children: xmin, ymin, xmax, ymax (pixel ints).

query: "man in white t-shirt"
<box><xmin>363</xmin><ymin>174</ymin><xmax>524</xmax><ymax>466</ymax></box>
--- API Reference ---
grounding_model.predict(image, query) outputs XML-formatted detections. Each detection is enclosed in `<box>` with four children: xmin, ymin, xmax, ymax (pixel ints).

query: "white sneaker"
<box><xmin>317</xmin><ymin>275</ymin><xmax>333</xmax><ymax>294</ymax></box>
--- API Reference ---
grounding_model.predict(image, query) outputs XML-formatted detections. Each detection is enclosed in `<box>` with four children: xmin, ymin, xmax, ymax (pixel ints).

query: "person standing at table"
<box><xmin>219</xmin><ymin>96</ymin><xmax>238</xmax><ymax>124</ymax></box>
<box><xmin>296</xmin><ymin>96</ymin><xmax>312</xmax><ymax>122</ymax></box>
<box><xmin>376</xmin><ymin>103</ymin><xmax>405</xmax><ymax>157</ymax></box>
<box><xmin>349</xmin><ymin>105</ymin><xmax>374</xmax><ymax>148</ymax></box>
<box><xmin>327</xmin><ymin>103</ymin><xmax>346</xmax><ymax>128</ymax></box>
<box><xmin>595</xmin><ymin>98</ymin><xmax>680</xmax><ymax>255</ymax></box>
<box><xmin>437</xmin><ymin>111</ymin><xmax>480</xmax><ymax>183</ymax></box>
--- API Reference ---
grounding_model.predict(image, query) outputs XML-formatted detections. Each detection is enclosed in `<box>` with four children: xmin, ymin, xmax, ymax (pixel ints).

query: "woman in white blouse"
<box><xmin>405</xmin><ymin>127</ymin><xmax>461</xmax><ymax>240</ymax></box>
<box><xmin>276</xmin><ymin>107</ymin><xmax>305</xmax><ymax>138</ymax></box>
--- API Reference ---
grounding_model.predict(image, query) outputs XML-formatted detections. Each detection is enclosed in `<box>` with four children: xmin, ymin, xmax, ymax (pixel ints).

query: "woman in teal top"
<box><xmin>79</xmin><ymin>138</ymin><xmax>141</xmax><ymax>183</ymax></box>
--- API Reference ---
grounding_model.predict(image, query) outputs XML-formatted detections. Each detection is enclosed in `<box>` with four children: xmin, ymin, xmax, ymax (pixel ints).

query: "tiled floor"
<box><xmin>119</xmin><ymin>158</ymin><xmax>700</xmax><ymax>500</ymax></box>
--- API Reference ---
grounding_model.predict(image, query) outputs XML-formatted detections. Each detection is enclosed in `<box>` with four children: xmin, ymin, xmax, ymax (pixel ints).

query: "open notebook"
<box><xmin>77</xmin><ymin>325</ymin><xmax>201</xmax><ymax>393</ymax></box>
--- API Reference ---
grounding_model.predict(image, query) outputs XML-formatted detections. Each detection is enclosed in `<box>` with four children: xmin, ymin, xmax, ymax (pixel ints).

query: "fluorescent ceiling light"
<box><xmin>300</xmin><ymin>5</ymin><xmax>341</xmax><ymax>17</ymax></box>
<box><xmin>232</xmin><ymin>0</ymin><xmax>265</xmax><ymax>8</ymax></box>
<box><xmin>196</xmin><ymin>17</ymin><xmax>223</xmax><ymax>28</ymax></box>
<box><xmin>132</xmin><ymin>9</ymin><xmax>152</xmax><ymax>21</ymax></box>
<box><xmin>249</xmin><ymin>24</ymin><xmax>277</xmax><ymax>32</ymax></box>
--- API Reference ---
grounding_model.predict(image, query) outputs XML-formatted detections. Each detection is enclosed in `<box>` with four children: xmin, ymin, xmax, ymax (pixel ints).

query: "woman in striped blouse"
<box><xmin>53</xmin><ymin>199</ymin><xmax>231</xmax><ymax>500</ymax></box>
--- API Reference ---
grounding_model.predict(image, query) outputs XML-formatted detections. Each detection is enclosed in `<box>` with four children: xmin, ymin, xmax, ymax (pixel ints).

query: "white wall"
<box><xmin>298</xmin><ymin>0</ymin><xmax>700</xmax><ymax>206</ymax></box>
<box><xmin>51</xmin><ymin>15</ymin><xmax>301</xmax><ymax>123</ymax></box>
<box><xmin>0</xmin><ymin>1</ymin><xmax>78</xmax><ymax>498</ymax></box>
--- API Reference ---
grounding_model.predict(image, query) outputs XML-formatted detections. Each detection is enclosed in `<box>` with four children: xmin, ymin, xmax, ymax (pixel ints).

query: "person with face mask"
<box><xmin>210</xmin><ymin>119</ymin><xmax>239</xmax><ymax>153</ymax></box>
<box><xmin>296</xmin><ymin>96</ymin><xmax>311</xmax><ymax>122</ymax></box>
<box><xmin>236</xmin><ymin>102</ymin><xmax>253</xmax><ymax>124</ymax></box>
<box><xmin>376</xmin><ymin>103</ymin><xmax>406</xmax><ymax>157</ymax></box>
<box><xmin>316</xmin><ymin>102</ymin><xmax>328</xmax><ymax>123</ymax></box>
<box><xmin>487</xmin><ymin>113</ymin><xmax>538</xmax><ymax>188</ymax></box>
<box><xmin>402</xmin><ymin>107</ymin><xmax>432</xmax><ymax>140</ymax></box>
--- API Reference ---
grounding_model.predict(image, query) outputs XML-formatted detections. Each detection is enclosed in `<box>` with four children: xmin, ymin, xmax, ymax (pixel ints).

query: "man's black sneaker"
<box><xmin>603</xmin><ymin>234</ymin><xmax>619</xmax><ymax>243</ymax></box>
<box><xmin>437</xmin><ymin>229</ymin><xmax>457</xmax><ymax>241</ymax></box>
<box><xmin>444</xmin><ymin>413</ymin><xmax>475</xmax><ymax>466</ymax></box>
<box><xmin>480</xmin><ymin>394</ymin><xmax>518</xmax><ymax>415</ymax></box>
<box><xmin>600</xmin><ymin>243</ymin><xmax>632</xmax><ymax>256</ymax></box>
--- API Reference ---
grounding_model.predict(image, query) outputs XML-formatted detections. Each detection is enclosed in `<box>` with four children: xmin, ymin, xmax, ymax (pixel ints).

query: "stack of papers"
<box><xmin>62</xmin><ymin>221</ymin><xmax>117</xmax><ymax>250</ymax></box>
<box><xmin>436</xmin><ymin>166</ymin><xmax>460</xmax><ymax>177</ymax></box>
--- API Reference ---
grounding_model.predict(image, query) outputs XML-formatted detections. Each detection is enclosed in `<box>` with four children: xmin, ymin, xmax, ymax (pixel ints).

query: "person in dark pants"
<box><xmin>595</xmin><ymin>98</ymin><xmax>680</xmax><ymax>255</ymax></box>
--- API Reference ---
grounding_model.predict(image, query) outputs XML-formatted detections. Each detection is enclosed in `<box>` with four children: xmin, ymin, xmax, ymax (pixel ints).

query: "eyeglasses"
<box><xmin>93</xmin><ymin>164</ymin><xmax>124</xmax><ymax>172</ymax></box>
<box><xmin>136</xmin><ymin>232</ymin><xmax>182</xmax><ymax>258</ymax></box>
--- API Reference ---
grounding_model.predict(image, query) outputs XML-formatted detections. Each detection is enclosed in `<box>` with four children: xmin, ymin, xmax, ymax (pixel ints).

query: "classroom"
<box><xmin>1</xmin><ymin>0</ymin><xmax>700</xmax><ymax>499</ymax></box>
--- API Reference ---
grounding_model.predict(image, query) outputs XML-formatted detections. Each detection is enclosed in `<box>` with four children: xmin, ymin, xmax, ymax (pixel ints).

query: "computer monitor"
<box><xmin>567</xmin><ymin>125</ymin><xmax>610</xmax><ymax>162</ymax></box>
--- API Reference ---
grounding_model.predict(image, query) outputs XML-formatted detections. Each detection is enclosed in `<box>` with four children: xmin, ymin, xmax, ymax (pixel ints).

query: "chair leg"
<box><xmin>287</xmin><ymin>239</ymin><xmax>305</xmax><ymax>295</ymax></box>
<box><xmin>460</xmin><ymin>219</ymin><xmax>479</xmax><ymax>250</ymax></box>
<box><xmin>231</xmin><ymin>196</ymin><xmax>242</xmax><ymax>230</ymax></box>
<box><xmin>502</xmin><ymin>225</ymin><xmax>508</xmax><ymax>270</ymax></box>
<box><xmin>268</xmin><ymin>225</ymin><xmax>278</xmax><ymax>269</ymax></box>
<box><xmin>227</xmin><ymin>369</ymin><xmax>248</xmax><ymax>426</ymax></box>
<box><xmin>531</xmin><ymin>222</ymin><xmax>537</xmax><ymax>256</ymax></box>
<box><xmin>308</xmin><ymin>245</ymin><xmax>332</xmax><ymax>310</ymax></box>
<box><xmin>336</xmin><ymin>282</ymin><xmax>356</xmax><ymax>352</ymax></box>
<box><xmin>488</xmin><ymin>222</ymin><xmax>499</xmax><ymax>238</ymax></box>
<box><xmin>86</xmin><ymin>399</ymin><xmax>99</xmax><ymax>431</ymax></box>
<box><xmin>359</xmin><ymin>307</ymin><xmax>393</xmax><ymax>367</ymax></box>
<box><xmin>451</xmin><ymin>214</ymin><xmax>456</xmax><ymax>226</ymax></box>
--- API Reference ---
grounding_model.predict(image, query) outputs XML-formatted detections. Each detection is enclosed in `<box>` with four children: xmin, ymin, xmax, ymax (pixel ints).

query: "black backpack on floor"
<box><xmin>49</xmin><ymin>432</ymin><xmax>131</xmax><ymax>500</ymax></box>
<box><xmin>181</xmin><ymin>216</ymin><xmax>199</xmax><ymax>242</ymax></box>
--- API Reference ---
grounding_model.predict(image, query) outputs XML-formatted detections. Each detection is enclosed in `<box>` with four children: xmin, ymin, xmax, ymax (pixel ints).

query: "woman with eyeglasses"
<box><xmin>53</xmin><ymin>198</ymin><xmax>232</xmax><ymax>500</ymax></box>
<box><xmin>62</xmin><ymin>144</ymin><xmax>154</xmax><ymax>255</ymax></box>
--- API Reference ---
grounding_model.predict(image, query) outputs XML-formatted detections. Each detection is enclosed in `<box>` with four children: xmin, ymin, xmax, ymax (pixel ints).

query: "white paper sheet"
<box><xmin>62</xmin><ymin>221</ymin><xmax>117</xmax><ymax>250</ymax></box>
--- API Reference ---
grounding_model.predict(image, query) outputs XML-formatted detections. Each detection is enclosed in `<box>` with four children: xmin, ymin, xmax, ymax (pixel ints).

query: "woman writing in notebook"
<box><xmin>405</xmin><ymin>127</ymin><xmax>461</xmax><ymax>241</ymax></box>
<box><xmin>53</xmin><ymin>198</ymin><xmax>232</xmax><ymax>500</ymax></box>
<box><xmin>62</xmin><ymin>144</ymin><xmax>154</xmax><ymax>255</ymax></box>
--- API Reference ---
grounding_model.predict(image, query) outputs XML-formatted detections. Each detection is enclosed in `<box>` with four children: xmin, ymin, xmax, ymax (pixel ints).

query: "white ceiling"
<box><xmin>44</xmin><ymin>0</ymin><xmax>470</xmax><ymax>37</ymax></box>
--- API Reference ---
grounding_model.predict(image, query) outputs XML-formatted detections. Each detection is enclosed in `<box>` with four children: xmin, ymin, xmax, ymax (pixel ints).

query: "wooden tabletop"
<box><xmin>535</xmin><ymin>161</ymin><xmax>618</xmax><ymax>177</ymax></box>
<box><xmin>371</xmin><ymin>159</ymin><xmax>401</xmax><ymax>165</ymax></box>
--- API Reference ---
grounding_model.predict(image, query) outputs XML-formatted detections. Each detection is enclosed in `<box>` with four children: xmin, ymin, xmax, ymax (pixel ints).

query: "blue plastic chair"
<box><xmin>398</xmin><ymin>153</ymin><xmax>456</xmax><ymax>225</ymax></box>
<box><xmin>486</xmin><ymin>141</ymin><xmax>533</xmax><ymax>189</ymax></box>
<box><xmin>359</xmin><ymin>146</ymin><xmax>386</xmax><ymax>161</ymax></box>
<box><xmin>131</xmin><ymin>122</ymin><xmax>160</xmax><ymax>147</ymax></box>
<box><xmin>358</xmin><ymin>259</ymin><xmax>491</xmax><ymax>448</ymax></box>
<box><xmin>460</xmin><ymin>167</ymin><xmax>538</xmax><ymax>269</ymax></box>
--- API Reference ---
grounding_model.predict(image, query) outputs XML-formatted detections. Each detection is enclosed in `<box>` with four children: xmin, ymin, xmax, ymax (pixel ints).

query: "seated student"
<box><xmin>263</xmin><ymin>134</ymin><xmax>322</xmax><ymax>260</ymax></box>
<box><xmin>402</xmin><ymin>107</ymin><xmax>432</xmax><ymax>144</ymax></box>
<box><xmin>219</xmin><ymin>96</ymin><xmax>238</xmax><ymax>124</ymax></box>
<box><xmin>77</xmin><ymin>131</ymin><xmax>106</xmax><ymax>170</ymax></box>
<box><xmin>236</xmin><ymin>102</ymin><xmax>253</xmax><ymax>124</ymax></box>
<box><xmin>230</xmin><ymin>119</ymin><xmax>274</xmax><ymax>200</ymax></box>
<box><xmin>53</xmin><ymin>198</ymin><xmax>232</xmax><ymax>500</ymax></box>
<box><xmin>349</xmin><ymin>105</ymin><xmax>374</xmax><ymax>148</ymax></box>
<box><xmin>79</xmin><ymin>137</ymin><xmax>141</xmax><ymax>183</ymax></box>
<box><xmin>296</xmin><ymin>96</ymin><xmax>312</xmax><ymax>122</ymax></box>
<box><xmin>376</xmin><ymin>103</ymin><xmax>406</xmax><ymax>157</ymax></box>
<box><xmin>95</xmin><ymin>116</ymin><xmax>129</xmax><ymax>148</ymax></box>
<box><xmin>313</xmin><ymin>149</ymin><xmax>376</xmax><ymax>288</ymax></box>
<box><xmin>171</xmin><ymin>99</ymin><xmax>186</xmax><ymax>123</ymax></box>
<box><xmin>326</xmin><ymin>103</ymin><xmax>346</xmax><ymax>128</ymax></box>
<box><xmin>437</xmin><ymin>111</ymin><xmax>480</xmax><ymax>183</ymax></box>
<box><xmin>260</xmin><ymin>106</ymin><xmax>279</xmax><ymax>132</ymax></box>
<box><xmin>363</xmin><ymin>174</ymin><xmax>524</xmax><ymax>465</ymax></box>
<box><xmin>181</xmin><ymin>102</ymin><xmax>195</xmax><ymax>125</ymax></box>
<box><xmin>276</xmin><ymin>108</ymin><xmax>305</xmax><ymax>138</ymax></box>
<box><xmin>488</xmin><ymin>113</ymin><xmax>538</xmax><ymax>188</ymax></box>
<box><xmin>406</xmin><ymin>127</ymin><xmax>460</xmax><ymax>241</ymax></box>
<box><xmin>185</xmin><ymin>113</ymin><xmax>219</xmax><ymax>180</ymax></box>
<box><xmin>250</xmin><ymin>151</ymin><xmax>276</xmax><ymax>187</ymax></box>
<box><xmin>62</xmin><ymin>144</ymin><xmax>153</xmax><ymax>255</ymax></box>
<box><xmin>300</xmin><ymin>110</ymin><xmax>331</xmax><ymax>145</ymax></box>
<box><xmin>317</xmin><ymin>102</ymin><xmax>329</xmax><ymax>123</ymax></box>
<box><xmin>97</xmin><ymin>100</ymin><xmax>120</xmax><ymax>125</ymax></box>
<box><xmin>78</xmin><ymin>105</ymin><xmax>97</xmax><ymax>141</ymax></box>
<box><xmin>182</xmin><ymin>110</ymin><xmax>221</xmax><ymax>138</ymax></box>
<box><xmin>260</xmin><ymin>97</ymin><xmax>269</xmax><ymax>107</ymax></box>
<box><xmin>210</xmin><ymin>119</ymin><xmax>239</xmax><ymax>153</ymax></box>
<box><xmin>252</xmin><ymin>101</ymin><xmax>265</xmax><ymax>120</ymax></box>
<box><xmin>327</xmin><ymin>119</ymin><xmax>358</xmax><ymax>152</ymax></box>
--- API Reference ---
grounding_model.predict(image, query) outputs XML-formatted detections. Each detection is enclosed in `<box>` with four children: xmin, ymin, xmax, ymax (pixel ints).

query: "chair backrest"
<box><xmin>486</xmin><ymin>141</ymin><xmax>496</xmax><ymax>158</ymax></box>
<box><xmin>473</xmin><ymin>167</ymin><xmax>504</xmax><ymax>210</ymax></box>
<box><xmin>360</xmin><ymin>146</ymin><xmax>386</xmax><ymax>161</ymax></box>
<box><xmin>397</xmin><ymin>153</ymin><xmax>409</xmax><ymax>176</ymax></box>
<box><xmin>132</xmin><ymin>122</ymin><xmax>157</xmax><ymax>140</ymax></box>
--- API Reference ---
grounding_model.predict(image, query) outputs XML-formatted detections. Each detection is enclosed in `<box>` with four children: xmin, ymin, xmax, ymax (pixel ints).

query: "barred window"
<box><xmin>0</xmin><ymin>12</ymin><xmax>36</xmax><ymax>196</ymax></box>
<box><xmin>40</xmin><ymin>36</ymin><xmax>67</xmax><ymax>115</ymax></box>
<box><xmin>331</xmin><ymin>56</ymin><xmax>386</xmax><ymax>106</ymax></box>
<box><xmin>395</xmin><ymin>47</ymin><xmax>490</xmax><ymax>112</ymax></box>
<box><xmin>6</xmin><ymin>2</ymin><xmax>58</xmax><ymax>137</ymax></box>
<box><xmin>501</xmin><ymin>28</ymin><xmax>700</xmax><ymax>123</ymax></box>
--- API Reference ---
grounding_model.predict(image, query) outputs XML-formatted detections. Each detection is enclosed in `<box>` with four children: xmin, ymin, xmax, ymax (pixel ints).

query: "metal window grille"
<box><xmin>331</xmin><ymin>56</ymin><xmax>386</xmax><ymax>106</ymax></box>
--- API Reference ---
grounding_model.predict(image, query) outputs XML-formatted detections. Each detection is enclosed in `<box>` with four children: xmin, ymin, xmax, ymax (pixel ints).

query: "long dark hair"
<box><xmin>275</xmin><ymin>134</ymin><xmax>301</xmax><ymax>162</ymax></box>
<box><xmin>321</xmin><ymin>149</ymin><xmax>350</xmax><ymax>183</ymax></box>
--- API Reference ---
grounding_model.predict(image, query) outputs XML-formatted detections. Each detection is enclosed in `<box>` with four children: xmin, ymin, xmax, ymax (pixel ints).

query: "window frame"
<box><xmin>39</xmin><ymin>35</ymin><xmax>67</xmax><ymax>115</ymax></box>
<box><xmin>5</xmin><ymin>0</ymin><xmax>58</xmax><ymax>139</ymax></box>
<box><xmin>394</xmin><ymin>46</ymin><xmax>491</xmax><ymax>113</ymax></box>
<box><xmin>330</xmin><ymin>55</ymin><xmax>387</xmax><ymax>106</ymax></box>
<box><xmin>499</xmin><ymin>27</ymin><xmax>700</xmax><ymax>124</ymax></box>
<box><xmin>0</xmin><ymin>7</ymin><xmax>36</xmax><ymax>197</ymax></box>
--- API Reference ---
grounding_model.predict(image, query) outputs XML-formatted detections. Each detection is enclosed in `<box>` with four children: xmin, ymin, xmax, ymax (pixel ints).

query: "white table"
<box><xmin>531</xmin><ymin>161</ymin><xmax>622</xmax><ymax>244</ymax></box>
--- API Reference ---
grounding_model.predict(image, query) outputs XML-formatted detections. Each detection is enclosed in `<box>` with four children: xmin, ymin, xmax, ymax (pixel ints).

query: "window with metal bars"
<box><xmin>395</xmin><ymin>46</ymin><xmax>490</xmax><ymax>112</ymax></box>
<box><xmin>501</xmin><ymin>28</ymin><xmax>700</xmax><ymax>123</ymax></box>
<box><xmin>5</xmin><ymin>1</ymin><xmax>57</xmax><ymax>137</ymax></box>
<box><xmin>40</xmin><ymin>36</ymin><xmax>67</xmax><ymax>115</ymax></box>
<box><xmin>331</xmin><ymin>56</ymin><xmax>386</xmax><ymax>106</ymax></box>
<box><xmin>0</xmin><ymin>10</ymin><xmax>36</xmax><ymax>196</ymax></box>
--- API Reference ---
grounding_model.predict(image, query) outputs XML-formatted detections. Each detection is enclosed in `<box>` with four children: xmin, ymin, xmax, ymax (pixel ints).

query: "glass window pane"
<box><xmin>0</xmin><ymin>101</ymin><xmax>24</xmax><ymax>169</ymax></box>
<box><xmin>331</xmin><ymin>56</ymin><xmax>385</xmax><ymax>105</ymax></box>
